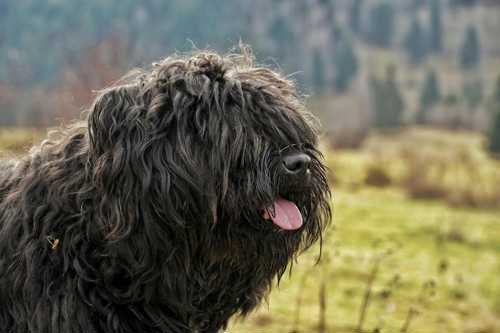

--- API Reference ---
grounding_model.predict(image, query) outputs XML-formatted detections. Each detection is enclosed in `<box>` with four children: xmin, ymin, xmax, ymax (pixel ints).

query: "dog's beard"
<box><xmin>208</xmin><ymin>154</ymin><xmax>329</xmax><ymax>278</ymax></box>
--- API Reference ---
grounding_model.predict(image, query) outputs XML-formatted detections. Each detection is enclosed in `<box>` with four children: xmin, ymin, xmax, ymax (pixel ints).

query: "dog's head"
<box><xmin>87</xmin><ymin>50</ymin><xmax>331</xmax><ymax>274</ymax></box>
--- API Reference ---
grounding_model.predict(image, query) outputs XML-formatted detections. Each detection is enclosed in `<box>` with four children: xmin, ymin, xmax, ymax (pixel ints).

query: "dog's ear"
<box><xmin>88</xmin><ymin>85</ymin><xmax>140</xmax><ymax>155</ymax></box>
<box><xmin>86</xmin><ymin>84</ymin><xmax>198</xmax><ymax>236</ymax></box>
<box><xmin>86</xmin><ymin>85</ymin><xmax>146</xmax><ymax>239</ymax></box>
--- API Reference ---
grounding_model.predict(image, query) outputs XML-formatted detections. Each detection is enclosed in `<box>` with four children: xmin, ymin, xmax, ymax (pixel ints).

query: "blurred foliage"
<box><xmin>365</xmin><ymin>2</ymin><xmax>395</xmax><ymax>48</ymax></box>
<box><xmin>0</xmin><ymin>0</ymin><xmax>246</xmax><ymax>85</ymax></box>
<box><xmin>487</xmin><ymin>78</ymin><xmax>500</xmax><ymax>154</ymax></box>
<box><xmin>487</xmin><ymin>76</ymin><xmax>500</xmax><ymax>115</ymax></box>
<box><xmin>429</xmin><ymin>0</ymin><xmax>443</xmax><ymax>53</ymax></box>
<box><xmin>460</xmin><ymin>25</ymin><xmax>481</xmax><ymax>70</ymax></box>
<box><xmin>403</xmin><ymin>17</ymin><xmax>428</xmax><ymax>66</ymax></box>
<box><xmin>333</xmin><ymin>32</ymin><xmax>358</xmax><ymax>93</ymax></box>
<box><xmin>349</xmin><ymin>0</ymin><xmax>364</xmax><ymax>35</ymax></box>
<box><xmin>489</xmin><ymin>111</ymin><xmax>500</xmax><ymax>154</ymax></box>
<box><xmin>463</xmin><ymin>80</ymin><xmax>484</xmax><ymax>109</ymax></box>
<box><xmin>418</xmin><ymin>69</ymin><xmax>441</xmax><ymax>124</ymax></box>
<box><xmin>369</xmin><ymin>65</ymin><xmax>405</xmax><ymax>129</ymax></box>
<box><xmin>312</xmin><ymin>50</ymin><xmax>327</xmax><ymax>95</ymax></box>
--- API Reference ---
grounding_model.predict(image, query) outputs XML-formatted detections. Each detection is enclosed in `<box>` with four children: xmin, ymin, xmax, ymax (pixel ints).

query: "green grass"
<box><xmin>229</xmin><ymin>187</ymin><xmax>500</xmax><ymax>333</ymax></box>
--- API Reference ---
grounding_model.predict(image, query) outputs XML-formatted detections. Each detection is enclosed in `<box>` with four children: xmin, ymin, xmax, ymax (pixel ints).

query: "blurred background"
<box><xmin>1</xmin><ymin>0</ymin><xmax>500</xmax><ymax>332</ymax></box>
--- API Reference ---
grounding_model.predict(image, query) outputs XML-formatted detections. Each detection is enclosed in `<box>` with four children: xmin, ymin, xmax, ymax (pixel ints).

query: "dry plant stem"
<box><xmin>318</xmin><ymin>279</ymin><xmax>327</xmax><ymax>333</ymax></box>
<box><xmin>290</xmin><ymin>272</ymin><xmax>310</xmax><ymax>333</ymax></box>
<box><xmin>400</xmin><ymin>307</ymin><xmax>418</xmax><ymax>333</ymax></box>
<box><xmin>356</xmin><ymin>255</ymin><xmax>384</xmax><ymax>333</ymax></box>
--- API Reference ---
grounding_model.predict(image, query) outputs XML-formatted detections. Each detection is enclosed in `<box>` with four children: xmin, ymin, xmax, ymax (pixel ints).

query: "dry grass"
<box><xmin>329</xmin><ymin>127</ymin><xmax>500</xmax><ymax>209</ymax></box>
<box><xmin>0</xmin><ymin>128</ymin><xmax>44</xmax><ymax>155</ymax></box>
<box><xmin>364</xmin><ymin>164</ymin><xmax>392</xmax><ymax>188</ymax></box>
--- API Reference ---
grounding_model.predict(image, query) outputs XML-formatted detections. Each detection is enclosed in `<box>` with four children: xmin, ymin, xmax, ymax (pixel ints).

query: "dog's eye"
<box><xmin>300</xmin><ymin>143</ymin><xmax>315</xmax><ymax>152</ymax></box>
<box><xmin>277</xmin><ymin>143</ymin><xmax>311</xmax><ymax>155</ymax></box>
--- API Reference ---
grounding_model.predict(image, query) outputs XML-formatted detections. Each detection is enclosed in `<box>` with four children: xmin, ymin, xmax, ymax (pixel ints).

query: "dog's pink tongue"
<box><xmin>268</xmin><ymin>198</ymin><xmax>303</xmax><ymax>230</ymax></box>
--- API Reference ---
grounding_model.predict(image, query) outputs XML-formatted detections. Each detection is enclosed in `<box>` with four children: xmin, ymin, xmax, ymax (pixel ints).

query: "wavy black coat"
<box><xmin>0</xmin><ymin>51</ymin><xmax>331</xmax><ymax>333</ymax></box>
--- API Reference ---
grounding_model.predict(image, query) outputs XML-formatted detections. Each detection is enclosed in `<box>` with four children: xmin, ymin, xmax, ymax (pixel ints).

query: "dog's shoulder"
<box><xmin>0</xmin><ymin>158</ymin><xmax>18</xmax><ymax>198</ymax></box>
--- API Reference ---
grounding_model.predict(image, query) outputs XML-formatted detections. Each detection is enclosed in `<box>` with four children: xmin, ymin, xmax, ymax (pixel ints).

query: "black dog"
<box><xmin>0</xmin><ymin>50</ymin><xmax>331</xmax><ymax>333</ymax></box>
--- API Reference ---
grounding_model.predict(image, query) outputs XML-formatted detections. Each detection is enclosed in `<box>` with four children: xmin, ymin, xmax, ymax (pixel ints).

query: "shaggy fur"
<box><xmin>0</xmin><ymin>50</ymin><xmax>331</xmax><ymax>333</ymax></box>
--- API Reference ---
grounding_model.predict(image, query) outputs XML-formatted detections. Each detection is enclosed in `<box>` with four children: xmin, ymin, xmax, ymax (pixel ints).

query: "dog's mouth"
<box><xmin>260</xmin><ymin>198</ymin><xmax>303</xmax><ymax>230</ymax></box>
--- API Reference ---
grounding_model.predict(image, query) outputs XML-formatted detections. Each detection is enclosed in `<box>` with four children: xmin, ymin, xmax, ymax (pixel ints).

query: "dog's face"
<box><xmin>87</xmin><ymin>52</ymin><xmax>330</xmax><ymax>274</ymax></box>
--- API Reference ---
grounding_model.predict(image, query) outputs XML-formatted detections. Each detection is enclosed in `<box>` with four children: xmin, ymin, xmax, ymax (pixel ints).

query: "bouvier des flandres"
<box><xmin>0</xmin><ymin>50</ymin><xmax>331</xmax><ymax>333</ymax></box>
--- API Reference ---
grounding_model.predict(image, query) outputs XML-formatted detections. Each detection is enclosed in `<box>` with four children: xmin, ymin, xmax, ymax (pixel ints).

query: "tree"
<box><xmin>349</xmin><ymin>0</ymin><xmax>364</xmax><ymax>35</ymax></box>
<box><xmin>459</xmin><ymin>25</ymin><xmax>481</xmax><ymax>70</ymax></box>
<box><xmin>334</xmin><ymin>32</ymin><xmax>359</xmax><ymax>93</ymax></box>
<box><xmin>462</xmin><ymin>80</ymin><xmax>483</xmax><ymax>109</ymax></box>
<box><xmin>488</xmin><ymin>76</ymin><xmax>500</xmax><ymax>155</ymax></box>
<box><xmin>450</xmin><ymin>0</ymin><xmax>479</xmax><ymax>8</ymax></box>
<box><xmin>312</xmin><ymin>49</ymin><xmax>327</xmax><ymax>94</ymax></box>
<box><xmin>269</xmin><ymin>16</ymin><xmax>297</xmax><ymax>69</ymax></box>
<box><xmin>319</xmin><ymin>0</ymin><xmax>336</xmax><ymax>26</ymax></box>
<box><xmin>403</xmin><ymin>17</ymin><xmax>428</xmax><ymax>65</ymax></box>
<box><xmin>493</xmin><ymin>76</ymin><xmax>500</xmax><ymax>103</ymax></box>
<box><xmin>429</xmin><ymin>0</ymin><xmax>443</xmax><ymax>53</ymax></box>
<box><xmin>417</xmin><ymin>70</ymin><xmax>441</xmax><ymax>124</ymax></box>
<box><xmin>488</xmin><ymin>111</ymin><xmax>500</xmax><ymax>154</ymax></box>
<box><xmin>321</xmin><ymin>0</ymin><xmax>340</xmax><ymax>55</ymax></box>
<box><xmin>370</xmin><ymin>65</ymin><xmax>405</xmax><ymax>128</ymax></box>
<box><xmin>420</xmin><ymin>70</ymin><xmax>441</xmax><ymax>110</ymax></box>
<box><xmin>410</xmin><ymin>0</ymin><xmax>426</xmax><ymax>10</ymax></box>
<box><xmin>487</xmin><ymin>76</ymin><xmax>500</xmax><ymax>115</ymax></box>
<box><xmin>366</xmin><ymin>2</ymin><xmax>395</xmax><ymax>48</ymax></box>
<box><xmin>410</xmin><ymin>0</ymin><xmax>427</xmax><ymax>11</ymax></box>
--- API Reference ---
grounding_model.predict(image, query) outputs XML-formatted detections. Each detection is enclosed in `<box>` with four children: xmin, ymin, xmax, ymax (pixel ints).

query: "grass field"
<box><xmin>229</xmin><ymin>186</ymin><xmax>500</xmax><ymax>333</ymax></box>
<box><xmin>1</xmin><ymin>127</ymin><xmax>499</xmax><ymax>333</ymax></box>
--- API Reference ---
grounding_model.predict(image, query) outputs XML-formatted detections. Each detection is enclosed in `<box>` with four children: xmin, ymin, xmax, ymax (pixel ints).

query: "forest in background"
<box><xmin>1</xmin><ymin>0</ymin><xmax>500</xmax><ymax>153</ymax></box>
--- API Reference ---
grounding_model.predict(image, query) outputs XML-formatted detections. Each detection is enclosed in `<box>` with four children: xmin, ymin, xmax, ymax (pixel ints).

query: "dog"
<box><xmin>0</xmin><ymin>49</ymin><xmax>331</xmax><ymax>333</ymax></box>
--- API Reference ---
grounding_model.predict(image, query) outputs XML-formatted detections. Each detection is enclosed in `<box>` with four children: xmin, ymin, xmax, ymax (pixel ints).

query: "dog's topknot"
<box><xmin>136</xmin><ymin>49</ymin><xmax>300</xmax><ymax>106</ymax></box>
<box><xmin>153</xmin><ymin>48</ymin><xmax>251</xmax><ymax>81</ymax></box>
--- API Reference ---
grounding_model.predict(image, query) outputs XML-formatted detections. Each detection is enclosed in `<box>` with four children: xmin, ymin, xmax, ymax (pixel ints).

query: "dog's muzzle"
<box><xmin>259</xmin><ymin>152</ymin><xmax>313</xmax><ymax>231</ymax></box>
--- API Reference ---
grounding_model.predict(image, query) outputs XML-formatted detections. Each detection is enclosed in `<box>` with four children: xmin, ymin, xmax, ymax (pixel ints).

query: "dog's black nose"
<box><xmin>282</xmin><ymin>153</ymin><xmax>311</xmax><ymax>175</ymax></box>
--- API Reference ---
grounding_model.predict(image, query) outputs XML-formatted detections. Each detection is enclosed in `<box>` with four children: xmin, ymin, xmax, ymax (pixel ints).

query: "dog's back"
<box><xmin>0</xmin><ymin>159</ymin><xmax>15</xmax><ymax>175</ymax></box>
<box><xmin>0</xmin><ymin>159</ymin><xmax>17</xmax><ymax>200</ymax></box>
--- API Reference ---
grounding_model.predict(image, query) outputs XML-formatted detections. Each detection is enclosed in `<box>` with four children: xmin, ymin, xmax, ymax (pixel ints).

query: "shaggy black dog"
<box><xmin>0</xmin><ymin>50</ymin><xmax>331</xmax><ymax>333</ymax></box>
